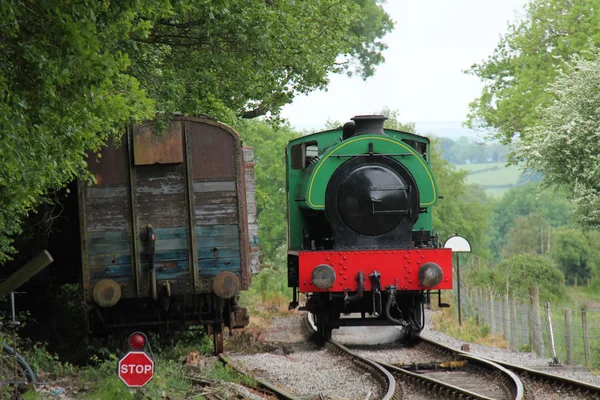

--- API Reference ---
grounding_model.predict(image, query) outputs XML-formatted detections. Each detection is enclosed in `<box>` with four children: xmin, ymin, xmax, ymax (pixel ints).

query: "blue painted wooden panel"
<box><xmin>152</xmin><ymin>227</ymin><xmax>188</xmax><ymax>240</ymax></box>
<box><xmin>89</xmin><ymin>254</ymin><xmax>132</xmax><ymax>266</ymax></box>
<box><xmin>195</xmin><ymin>235</ymin><xmax>240</xmax><ymax>248</ymax></box>
<box><xmin>195</xmin><ymin>224</ymin><xmax>241</xmax><ymax>277</ymax></box>
<box><xmin>90</xmin><ymin>264</ymin><xmax>133</xmax><ymax>279</ymax></box>
<box><xmin>197</xmin><ymin>248</ymin><xmax>240</xmax><ymax>260</ymax></box>
<box><xmin>195</xmin><ymin>225</ymin><xmax>238</xmax><ymax>237</ymax></box>
<box><xmin>155</xmin><ymin>260</ymin><xmax>190</xmax><ymax>280</ymax></box>
<box><xmin>199</xmin><ymin>257</ymin><xmax>241</xmax><ymax>276</ymax></box>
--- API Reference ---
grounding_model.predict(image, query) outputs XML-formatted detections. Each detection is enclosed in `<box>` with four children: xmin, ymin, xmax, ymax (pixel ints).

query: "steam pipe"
<box><xmin>384</xmin><ymin>288</ymin><xmax>406</xmax><ymax>326</ymax></box>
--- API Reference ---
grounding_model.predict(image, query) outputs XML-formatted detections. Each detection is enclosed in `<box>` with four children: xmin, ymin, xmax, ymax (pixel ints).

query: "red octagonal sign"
<box><xmin>119</xmin><ymin>351</ymin><xmax>154</xmax><ymax>387</ymax></box>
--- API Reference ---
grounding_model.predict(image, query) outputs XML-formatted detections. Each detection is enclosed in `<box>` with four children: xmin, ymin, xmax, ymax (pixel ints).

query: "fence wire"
<box><xmin>456</xmin><ymin>283</ymin><xmax>600</xmax><ymax>368</ymax></box>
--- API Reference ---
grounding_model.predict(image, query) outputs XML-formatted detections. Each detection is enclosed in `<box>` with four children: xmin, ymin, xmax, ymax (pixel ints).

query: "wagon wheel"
<box><xmin>213</xmin><ymin>323</ymin><xmax>224</xmax><ymax>354</ymax></box>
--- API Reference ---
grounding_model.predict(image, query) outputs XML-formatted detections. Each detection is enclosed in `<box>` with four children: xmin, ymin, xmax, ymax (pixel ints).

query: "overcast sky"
<box><xmin>280</xmin><ymin>0</ymin><xmax>528</xmax><ymax>135</ymax></box>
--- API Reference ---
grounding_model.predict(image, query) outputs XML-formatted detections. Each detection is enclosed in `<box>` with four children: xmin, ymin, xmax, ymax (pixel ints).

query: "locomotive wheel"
<box><xmin>315</xmin><ymin>312</ymin><xmax>333</xmax><ymax>341</ymax></box>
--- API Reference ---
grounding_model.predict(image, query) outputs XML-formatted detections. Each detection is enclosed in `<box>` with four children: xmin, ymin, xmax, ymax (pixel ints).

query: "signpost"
<box><xmin>118</xmin><ymin>351</ymin><xmax>154</xmax><ymax>387</ymax></box>
<box><xmin>444</xmin><ymin>235</ymin><xmax>471</xmax><ymax>326</ymax></box>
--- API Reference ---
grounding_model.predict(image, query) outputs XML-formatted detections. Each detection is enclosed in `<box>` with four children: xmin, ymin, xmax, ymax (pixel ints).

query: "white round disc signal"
<box><xmin>118</xmin><ymin>351</ymin><xmax>154</xmax><ymax>387</ymax></box>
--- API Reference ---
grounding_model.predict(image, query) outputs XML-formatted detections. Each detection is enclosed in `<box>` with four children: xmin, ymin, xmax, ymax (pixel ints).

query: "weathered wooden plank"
<box><xmin>195</xmin><ymin>204</ymin><xmax>237</xmax><ymax>215</ymax></box>
<box><xmin>85</xmin><ymin>191</ymin><xmax>129</xmax><ymax>232</ymax></box>
<box><xmin>0</xmin><ymin>251</ymin><xmax>54</xmax><ymax>299</ymax></box>
<box><xmin>195</xmin><ymin>225</ymin><xmax>239</xmax><ymax>237</ymax></box>
<box><xmin>152</xmin><ymin>227</ymin><xmax>187</xmax><ymax>240</ymax></box>
<box><xmin>196</xmin><ymin>235</ymin><xmax>240</xmax><ymax>249</ymax></box>
<box><xmin>88</xmin><ymin>240</ymin><xmax>131</xmax><ymax>255</ymax></box>
<box><xmin>87</xmin><ymin>231</ymin><xmax>129</xmax><ymax>243</ymax></box>
<box><xmin>136</xmin><ymin>182</ymin><xmax>185</xmax><ymax>195</ymax></box>
<box><xmin>155</xmin><ymin>238</ymin><xmax>188</xmax><ymax>252</ymax></box>
<box><xmin>195</xmin><ymin>215</ymin><xmax>239</xmax><ymax>225</ymax></box>
<box><xmin>197</xmin><ymin>248</ymin><xmax>240</xmax><ymax>260</ymax></box>
<box><xmin>86</xmin><ymin>186</ymin><xmax>128</xmax><ymax>199</ymax></box>
<box><xmin>193</xmin><ymin>181</ymin><xmax>236</xmax><ymax>193</ymax></box>
<box><xmin>194</xmin><ymin>191</ymin><xmax>237</xmax><ymax>200</ymax></box>
<box><xmin>136</xmin><ymin>195</ymin><xmax>187</xmax><ymax>207</ymax></box>
<box><xmin>90</xmin><ymin>275</ymin><xmax>132</xmax><ymax>284</ymax></box>
<box><xmin>243</xmin><ymin>147</ymin><xmax>254</xmax><ymax>161</ymax></box>
<box><xmin>199</xmin><ymin>257</ymin><xmax>241</xmax><ymax>276</ymax></box>
<box><xmin>89</xmin><ymin>264</ymin><xmax>133</xmax><ymax>278</ymax></box>
<box><xmin>89</xmin><ymin>254</ymin><xmax>132</xmax><ymax>266</ymax></box>
<box><xmin>194</xmin><ymin>196</ymin><xmax>237</xmax><ymax>206</ymax></box>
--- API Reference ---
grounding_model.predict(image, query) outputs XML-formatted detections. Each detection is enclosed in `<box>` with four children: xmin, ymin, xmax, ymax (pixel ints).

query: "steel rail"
<box><xmin>326</xmin><ymin>339</ymin><xmax>399</xmax><ymax>400</ymax></box>
<box><xmin>417</xmin><ymin>338</ymin><xmax>524</xmax><ymax>399</ymax></box>
<box><xmin>383</xmin><ymin>361</ymin><xmax>498</xmax><ymax>400</ymax></box>
<box><xmin>306</xmin><ymin>313</ymin><xmax>398</xmax><ymax>399</ymax></box>
<box><xmin>479</xmin><ymin>357</ymin><xmax>600</xmax><ymax>397</ymax></box>
<box><xmin>218</xmin><ymin>354</ymin><xmax>300</xmax><ymax>400</ymax></box>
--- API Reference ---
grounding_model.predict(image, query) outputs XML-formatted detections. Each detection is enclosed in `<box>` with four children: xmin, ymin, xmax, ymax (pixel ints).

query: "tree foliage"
<box><xmin>0</xmin><ymin>0</ymin><xmax>393</xmax><ymax>262</ymax></box>
<box><xmin>501</xmin><ymin>214</ymin><xmax>551</xmax><ymax>258</ymax></box>
<box><xmin>551</xmin><ymin>228</ymin><xmax>599</xmax><ymax>286</ymax></box>
<box><xmin>429</xmin><ymin>144</ymin><xmax>492</xmax><ymax>257</ymax></box>
<box><xmin>488</xmin><ymin>183</ymin><xmax>571</xmax><ymax>259</ymax></box>
<box><xmin>466</xmin><ymin>0</ymin><xmax>600</xmax><ymax>143</ymax></box>
<box><xmin>471</xmin><ymin>253</ymin><xmax>566</xmax><ymax>302</ymax></box>
<box><xmin>517</xmin><ymin>55</ymin><xmax>600</xmax><ymax>228</ymax></box>
<box><xmin>239</xmin><ymin>120</ymin><xmax>299</xmax><ymax>263</ymax></box>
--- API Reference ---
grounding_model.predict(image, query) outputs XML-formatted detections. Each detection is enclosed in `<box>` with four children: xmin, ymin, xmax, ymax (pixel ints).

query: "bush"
<box><xmin>471</xmin><ymin>253</ymin><xmax>566</xmax><ymax>302</ymax></box>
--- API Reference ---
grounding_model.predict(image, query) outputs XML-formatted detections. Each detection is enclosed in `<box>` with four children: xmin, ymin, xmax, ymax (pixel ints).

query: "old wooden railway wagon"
<box><xmin>81</xmin><ymin>115</ymin><xmax>258</xmax><ymax>353</ymax></box>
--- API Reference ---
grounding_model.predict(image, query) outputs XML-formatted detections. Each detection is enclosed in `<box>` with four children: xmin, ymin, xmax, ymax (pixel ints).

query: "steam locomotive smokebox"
<box><xmin>351</xmin><ymin>115</ymin><xmax>387</xmax><ymax>135</ymax></box>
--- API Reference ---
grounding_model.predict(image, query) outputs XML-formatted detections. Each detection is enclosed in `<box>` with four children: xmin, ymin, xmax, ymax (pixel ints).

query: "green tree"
<box><xmin>0</xmin><ymin>0</ymin><xmax>393</xmax><ymax>262</ymax></box>
<box><xmin>501</xmin><ymin>214</ymin><xmax>551</xmax><ymax>258</ymax></box>
<box><xmin>517</xmin><ymin>55</ymin><xmax>600</xmax><ymax>228</ymax></box>
<box><xmin>551</xmin><ymin>228</ymin><xmax>599</xmax><ymax>286</ymax></box>
<box><xmin>466</xmin><ymin>0</ymin><xmax>600</xmax><ymax>143</ymax></box>
<box><xmin>471</xmin><ymin>253</ymin><xmax>566</xmax><ymax>302</ymax></box>
<box><xmin>430</xmin><ymin>147</ymin><xmax>492</xmax><ymax>257</ymax></box>
<box><xmin>239</xmin><ymin>121</ymin><xmax>300</xmax><ymax>263</ymax></box>
<box><xmin>488</xmin><ymin>183</ymin><xmax>571</xmax><ymax>259</ymax></box>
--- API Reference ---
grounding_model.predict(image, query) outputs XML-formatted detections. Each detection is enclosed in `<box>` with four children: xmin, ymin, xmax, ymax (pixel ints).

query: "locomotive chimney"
<box><xmin>351</xmin><ymin>115</ymin><xmax>387</xmax><ymax>136</ymax></box>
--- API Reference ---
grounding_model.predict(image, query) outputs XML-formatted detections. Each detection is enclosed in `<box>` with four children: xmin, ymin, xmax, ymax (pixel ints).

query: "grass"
<box><xmin>463</xmin><ymin>164</ymin><xmax>521</xmax><ymax>186</ymax></box>
<box><xmin>431</xmin><ymin>304</ymin><xmax>509</xmax><ymax>348</ymax></box>
<box><xmin>458</xmin><ymin>162</ymin><xmax>508</xmax><ymax>173</ymax></box>
<box><xmin>454</xmin><ymin>162</ymin><xmax>523</xmax><ymax>197</ymax></box>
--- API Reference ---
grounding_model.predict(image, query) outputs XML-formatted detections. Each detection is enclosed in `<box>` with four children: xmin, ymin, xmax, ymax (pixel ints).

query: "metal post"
<box><xmin>456</xmin><ymin>253</ymin><xmax>462</xmax><ymax>326</ymax></box>
<box><xmin>545</xmin><ymin>302</ymin><xmax>558</xmax><ymax>365</ymax></box>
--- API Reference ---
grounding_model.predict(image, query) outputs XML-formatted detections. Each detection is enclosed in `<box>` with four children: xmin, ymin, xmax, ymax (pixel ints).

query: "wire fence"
<box><xmin>457</xmin><ymin>283</ymin><xmax>600</xmax><ymax>368</ymax></box>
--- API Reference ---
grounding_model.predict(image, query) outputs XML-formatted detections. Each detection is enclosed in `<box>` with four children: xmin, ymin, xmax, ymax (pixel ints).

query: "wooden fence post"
<box><xmin>565</xmin><ymin>309</ymin><xmax>572</xmax><ymax>365</ymax></box>
<box><xmin>503</xmin><ymin>292</ymin><xmax>510</xmax><ymax>343</ymax></box>
<box><xmin>582</xmin><ymin>306</ymin><xmax>591</xmax><ymax>367</ymax></box>
<box><xmin>511</xmin><ymin>297</ymin><xmax>518</xmax><ymax>350</ymax></box>
<box><xmin>489</xmin><ymin>290</ymin><xmax>496</xmax><ymax>334</ymax></box>
<box><xmin>529</xmin><ymin>286</ymin><xmax>544</xmax><ymax>356</ymax></box>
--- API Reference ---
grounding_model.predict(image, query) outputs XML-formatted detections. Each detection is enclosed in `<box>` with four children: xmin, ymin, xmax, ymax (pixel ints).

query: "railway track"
<box><xmin>415</xmin><ymin>337</ymin><xmax>600</xmax><ymax>399</ymax></box>
<box><xmin>224</xmin><ymin>339</ymin><xmax>397</xmax><ymax>399</ymax></box>
<box><xmin>222</xmin><ymin>313</ymin><xmax>600</xmax><ymax>399</ymax></box>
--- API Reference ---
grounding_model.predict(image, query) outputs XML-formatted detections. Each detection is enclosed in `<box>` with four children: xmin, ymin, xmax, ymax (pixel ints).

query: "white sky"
<box><xmin>281</xmin><ymin>0</ymin><xmax>527</xmax><ymax>132</ymax></box>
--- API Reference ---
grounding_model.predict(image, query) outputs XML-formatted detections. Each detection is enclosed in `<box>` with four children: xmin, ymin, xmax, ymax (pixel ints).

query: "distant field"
<box><xmin>456</xmin><ymin>162</ymin><xmax>522</xmax><ymax>198</ymax></box>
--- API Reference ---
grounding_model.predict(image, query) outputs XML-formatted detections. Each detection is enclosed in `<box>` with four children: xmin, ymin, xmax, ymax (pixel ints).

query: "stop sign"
<box><xmin>118</xmin><ymin>351</ymin><xmax>154</xmax><ymax>387</ymax></box>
